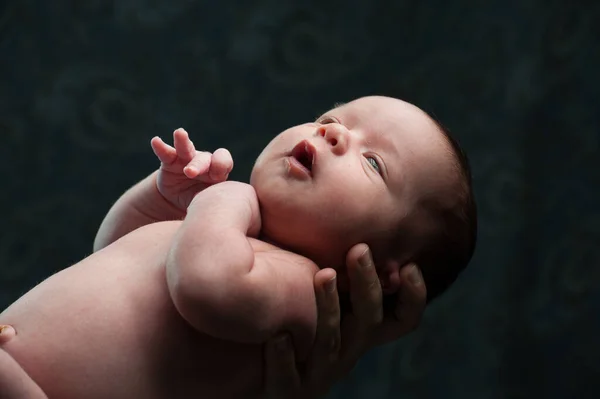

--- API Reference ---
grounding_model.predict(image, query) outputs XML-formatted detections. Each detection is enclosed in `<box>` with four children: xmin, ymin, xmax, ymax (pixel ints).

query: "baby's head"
<box><xmin>250</xmin><ymin>96</ymin><xmax>477</xmax><ymax>302</ymax></box>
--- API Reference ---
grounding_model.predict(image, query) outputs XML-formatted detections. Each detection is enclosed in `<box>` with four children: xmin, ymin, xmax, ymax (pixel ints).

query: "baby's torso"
<box><xmin>0</xmin><ymin>221</ymin><xmax>318</xmax><ymax>399</ymax></box>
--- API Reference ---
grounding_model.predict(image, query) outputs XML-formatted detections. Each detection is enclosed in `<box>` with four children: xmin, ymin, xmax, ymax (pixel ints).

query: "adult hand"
<box><xmin>263</xmin><ymin>243</ymin><xmax>427</xmax><ymax>398</ymax></box>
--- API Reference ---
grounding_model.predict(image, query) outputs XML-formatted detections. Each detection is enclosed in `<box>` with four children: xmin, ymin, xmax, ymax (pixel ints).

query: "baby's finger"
<box><xmin>208</xmin><ymin>148</ymin><xmax>234</xmax><ymax>181</ymax></box>
<box><xmin>150</xmin><ymin>137</ymin><xmax>177</xmax><ymax>165</ymax></box>
<box><xmin>173</xmin><ymin>128</ymin><xmax>196</xmax><ymax>162</ymax></box>
<box><xmin>183</xmin><ymin>152</ymin><xmax>212</xmax><ymax>179</ymax></box>
<box><xmin>306</xmin><ymin>269</ymin><xmax>341</xmax><ymax>382</ymax></box>
<box><xmin>0</xmin><ymin>324</ymin><xmax>16</xmax><ymax>344</ymax></box>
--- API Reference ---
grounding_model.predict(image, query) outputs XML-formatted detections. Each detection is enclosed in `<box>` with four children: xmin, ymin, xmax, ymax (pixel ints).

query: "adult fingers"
<box><xmin>372</xmin><ymin>264</ymin><xmax>427</xmax><ymax>346</ymax></box>
<box><xmin>264</xmin><ymin>334</ymin><xmax>301</xmax><ymax>398</ymax></box>
<box><xmin>305</xmin><ymin>268</ymin><xmax>341</xmax><ymax>382</ymax></box>
<box><xmin>346</xmin><ymin>244</ymin><xmax>383</xmax><ymax>328</ymax></box>
<box><xmin>339</xmin><ymin>244</ymin><xmax>383</xmax><ymax>364</ymax></box>
<box><xmin>394</xmin><ymin>264</ymin><xmax>426</xmax><ymax>328</ymax></box>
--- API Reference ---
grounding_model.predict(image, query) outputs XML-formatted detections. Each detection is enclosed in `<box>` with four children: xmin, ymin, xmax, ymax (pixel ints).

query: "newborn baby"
<box><xmin>0</xmin><ymin>96</ymin><xmax>476</xmax><ymax>399</ymax></box>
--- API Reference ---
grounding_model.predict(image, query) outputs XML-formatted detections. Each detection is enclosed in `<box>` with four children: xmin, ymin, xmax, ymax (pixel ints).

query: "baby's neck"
<box><xmin>256</xmin><ymin>231</ymin><xmax>306</xmax><ymax>258</ymax></box>
<box><xmin>257</xmin><ymin>231</ymin><xmax>282</xmax><ymax>248</ymax></box>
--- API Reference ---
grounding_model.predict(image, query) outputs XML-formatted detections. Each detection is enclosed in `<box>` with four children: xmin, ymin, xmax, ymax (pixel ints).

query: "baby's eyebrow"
<box><xmin>314</xmin><ymin>102</ymin><xmax>346</xmax><ymax>121</ymax></box>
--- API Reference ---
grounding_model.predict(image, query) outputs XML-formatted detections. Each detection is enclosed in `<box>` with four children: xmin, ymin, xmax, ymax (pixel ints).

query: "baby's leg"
<box><xmin>0</xmin><ymin>325</ymin><xmax>47</xmax><ymax>398</ymax></box>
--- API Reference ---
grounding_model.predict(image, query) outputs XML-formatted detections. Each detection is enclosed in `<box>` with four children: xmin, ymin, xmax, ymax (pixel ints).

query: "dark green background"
<box><xmin>1</xmin><ymin>0</ymin><xmax>599</xmax><ymax>397</ymax></box>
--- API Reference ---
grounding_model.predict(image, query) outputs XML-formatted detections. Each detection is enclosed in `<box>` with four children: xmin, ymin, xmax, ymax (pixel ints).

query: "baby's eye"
<box><xmin>317</xmin><ymin>116</ymin><xmax>339</xmax><ymax>124</ymax></box>
<box><xmin>366</xmin><ymin>156</ymin><xmax>381</xmax><ymax>174</ymax></box>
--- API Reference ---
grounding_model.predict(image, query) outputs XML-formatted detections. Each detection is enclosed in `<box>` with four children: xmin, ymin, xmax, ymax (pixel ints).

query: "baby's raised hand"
<box><xmin>151</xmin><ymin>128</ymin><xmax>233</xmax><ymax>211</ymax></box>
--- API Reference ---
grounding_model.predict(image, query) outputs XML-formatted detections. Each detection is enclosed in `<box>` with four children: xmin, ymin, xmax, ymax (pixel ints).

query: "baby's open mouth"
<box><xmin>291</xmin><ymin>140</ymin><xmax>316</xmax><ymax>174</ymax></box>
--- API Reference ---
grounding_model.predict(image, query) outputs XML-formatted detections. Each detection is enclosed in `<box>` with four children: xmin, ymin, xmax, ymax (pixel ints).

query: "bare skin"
<box><xmin>1</xmin><ymin>219</ymin><xmax>322</xmax><ymax>399</ymax></box>
<box><xmin>0</xmin><ymin>241</ymin><xmax>425</xmax><ymax>399</ymax></box>
<box><xmin>0</xmin><ymin>324</ymin><xmax>47</xmax><ymax>399</ymax></box>
<box><xmin>0</xmin><ymin>112</ymin><xmax>430</xmax><ymax>398</ymax></box>
<box><xmin>264</xmin><ymin>244</ymin><xmax>426</xmax><ymax>398</ymax></box>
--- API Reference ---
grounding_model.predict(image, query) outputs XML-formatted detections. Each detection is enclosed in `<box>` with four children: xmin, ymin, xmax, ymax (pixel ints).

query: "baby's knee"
<box><xmin>0</xmin><ymin>324</ymin><xmax>16</xmax><ymax>345</ymax></box>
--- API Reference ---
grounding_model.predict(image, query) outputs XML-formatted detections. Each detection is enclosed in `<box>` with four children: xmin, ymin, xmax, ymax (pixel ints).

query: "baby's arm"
<box><xmin>0</xmin><ymin>348</ymin><xmax>47</xmax><ymax>399</ymax></box>
<box><xmin>93</xmin><ymin>170</ymin><xmax>183</xmax><ymax>252</ymax></box>
<box><xmin>94</xmin><ymin>129</ymin><xmax>232</xmax><ymax>251</ymax></box>
<box><xmin>166</xmin><ymin>181</ymin><xmax>316</xmax><ymax>351</ymax></box>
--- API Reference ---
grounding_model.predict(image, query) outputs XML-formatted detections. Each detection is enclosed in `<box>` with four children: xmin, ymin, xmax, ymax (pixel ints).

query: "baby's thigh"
<box><xmin>0</xmin><ymin>332</ymin><xmax>48</xmax><ymax>398</ymax></box>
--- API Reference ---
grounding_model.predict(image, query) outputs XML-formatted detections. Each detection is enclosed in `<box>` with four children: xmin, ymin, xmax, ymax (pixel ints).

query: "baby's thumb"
<box><xmin>0</xmin><ymin>324</ymin><xmax>16</xmax><ymax>344</ymax></box>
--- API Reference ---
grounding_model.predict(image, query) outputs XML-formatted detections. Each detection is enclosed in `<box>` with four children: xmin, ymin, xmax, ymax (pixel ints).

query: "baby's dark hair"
<box><xmin>416</xmin><ymin>119</ymin><xmax>477</xmax><ymax>304</ymax></box>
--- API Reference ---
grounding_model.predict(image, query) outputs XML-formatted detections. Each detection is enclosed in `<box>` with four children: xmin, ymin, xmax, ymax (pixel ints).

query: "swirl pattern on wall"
<box><xmin>0</xmin><ymin>0</ymin><xmax>598</xmax><ymax>397</ymax></box>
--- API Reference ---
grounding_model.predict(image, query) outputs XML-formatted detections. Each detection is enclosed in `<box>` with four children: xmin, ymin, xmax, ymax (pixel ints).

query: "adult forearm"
<box><xmin>0</xmin><ymin>348</ymin><xmax>47</xmax><ymax>399</ymax></box>
<box><xmin>93</xmin><ymin>171</ymin><xmax>185</xmax><ymax>252</ymax></box>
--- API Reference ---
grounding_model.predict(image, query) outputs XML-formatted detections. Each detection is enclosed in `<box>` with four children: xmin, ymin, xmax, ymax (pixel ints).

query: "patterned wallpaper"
<box><xmin>1</xmin><ymin>0</ymin><xmax>599</xmax><ymax>397</ymax></box>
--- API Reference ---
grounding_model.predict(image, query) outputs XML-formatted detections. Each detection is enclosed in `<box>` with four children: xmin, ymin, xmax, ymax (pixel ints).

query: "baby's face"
<box><xmin>250</xmin><ymin>96</ymin><xmax>454</xmax><ymax>292</ymax></box>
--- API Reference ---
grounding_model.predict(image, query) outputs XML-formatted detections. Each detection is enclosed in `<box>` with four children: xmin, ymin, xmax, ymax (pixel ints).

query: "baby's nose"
<box><xmin>317</xmin><ymin>124</ymin><xmax>349</xmax><ymax>155</ymax></box>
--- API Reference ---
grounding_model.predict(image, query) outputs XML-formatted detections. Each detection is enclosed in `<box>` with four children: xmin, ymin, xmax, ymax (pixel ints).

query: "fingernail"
<box><xmin>358</xmin><ymin>247</ymin><xmax>372</xmax><ymax>268</ymax></box>
<box><xmin>325</xmin><ymin>276</ymin><xmax>336</xmax><ymax>293</ymax></box>
<box><xmin>408</xmin><ymin>265</ymin><xmax>422</xmax><ymax>286</ymax></box>
<box><xmin>275</xmin><ymin>335</ymin><xmax>291</xmax><ymax>352</ymax></box>
<box><xmin>0</xmin><ymin>324</ymin><xmax>15</xmax><ymax>337</ymax></box>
